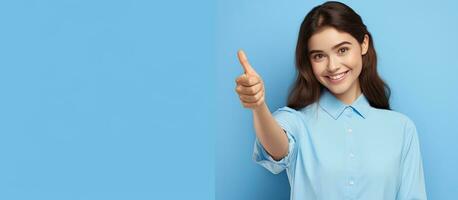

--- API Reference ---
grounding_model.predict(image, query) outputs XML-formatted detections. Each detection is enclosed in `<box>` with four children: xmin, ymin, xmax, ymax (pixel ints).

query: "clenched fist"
<box><xmin>235</xmin><ymin>50</ymin><xmax>266</xmax><ymax>110</ymax></box>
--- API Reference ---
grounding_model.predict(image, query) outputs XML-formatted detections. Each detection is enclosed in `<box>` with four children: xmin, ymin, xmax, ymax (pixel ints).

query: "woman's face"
<box><xmin>308</xmin><ymin>26</ymin><xmax>369</xmax><ymax>98</ymax></box>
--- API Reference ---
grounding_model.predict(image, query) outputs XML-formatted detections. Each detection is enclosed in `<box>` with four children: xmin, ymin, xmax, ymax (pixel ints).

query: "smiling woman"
<box><xmin>289</xmin><ymin>1</ymin><xmax>390</xmax><ymax>110</ymax></box>
<box><xmin>234</xmin><ymin>1</ymin><xmax>428</xmax><ymax>200</ymax></box>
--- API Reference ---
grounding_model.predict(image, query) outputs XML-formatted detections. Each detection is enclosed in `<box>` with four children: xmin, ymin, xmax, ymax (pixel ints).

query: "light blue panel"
<box><xmin>216</xmin><ymin>0</ymin><xmax>458</xmax><ymax>199</ymax></box>
<box><xmin>0</xmin><ymin>0</ymin><xmax>215</xmax><ymax>199</ymax></box>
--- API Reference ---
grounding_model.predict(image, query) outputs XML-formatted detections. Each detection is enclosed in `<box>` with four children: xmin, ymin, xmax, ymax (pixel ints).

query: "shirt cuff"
<box><xmin>252</xmin><ymin>129</ymin><xmax>296</xmax><ymax>174</ymax></box>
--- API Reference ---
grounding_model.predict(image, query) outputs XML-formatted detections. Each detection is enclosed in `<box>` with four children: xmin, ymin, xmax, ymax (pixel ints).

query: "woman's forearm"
<box><xmin>252</xmin><ymin>102</ymin><xmax>289</xmax><ymax>161</ymax></box>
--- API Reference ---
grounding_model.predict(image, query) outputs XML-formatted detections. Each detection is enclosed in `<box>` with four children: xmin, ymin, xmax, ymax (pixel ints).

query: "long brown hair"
<box><xmin>287</xmin><ymin>1</ymin><xmax>390</xmax><ymax>110</ymax></box>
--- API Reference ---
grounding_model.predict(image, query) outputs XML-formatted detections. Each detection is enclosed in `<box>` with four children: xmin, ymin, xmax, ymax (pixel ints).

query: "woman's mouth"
<box><xmin>326</xmin><ymin>70</ymin><xmax>350</xmax><ymax>83</ymax></box>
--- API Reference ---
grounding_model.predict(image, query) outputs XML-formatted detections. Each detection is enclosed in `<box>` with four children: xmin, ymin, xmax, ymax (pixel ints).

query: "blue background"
<box><xmin>217</xmin><ymin>0</ymin><xmax>458</xmax><ymax>199</ymax></box>
<box><xmin>0</xmin><ymin>0</ymin><xmax>214</xmax><ymax>199</ymax></box>
<box><xmin>0</xmin><ymin>0</ymin><xmax>457</xmax><ymax>199</ymax></box>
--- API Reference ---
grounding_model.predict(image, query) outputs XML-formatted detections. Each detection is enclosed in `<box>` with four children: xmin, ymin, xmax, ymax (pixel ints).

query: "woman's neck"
<box><xmin>334</xmin><ymin>82</ymin><xmax>362</xmax><ymax>105</ymax></box>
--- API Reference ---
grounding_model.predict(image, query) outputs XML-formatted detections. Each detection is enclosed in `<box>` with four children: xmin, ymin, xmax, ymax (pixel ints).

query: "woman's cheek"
<box><xmin>311</xmin><ymin>63</ymin><xmax>328</xmax><ymax>85</ymax></box>
<box><xmin>345</xmin><ymin>52</ymin><xmax>363</xmax><ymax>71</ymax></box>
<box><xmin>311</xmin><ymin>63</ymin><xmax>324</xmax><ymax>76</ymax></box>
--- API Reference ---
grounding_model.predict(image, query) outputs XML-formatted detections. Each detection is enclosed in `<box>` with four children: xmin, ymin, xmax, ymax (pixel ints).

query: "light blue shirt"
<box><xmin>253</xmin><ymin>89</ymin><xmax>427</xmax><ymax>200</ymax></box>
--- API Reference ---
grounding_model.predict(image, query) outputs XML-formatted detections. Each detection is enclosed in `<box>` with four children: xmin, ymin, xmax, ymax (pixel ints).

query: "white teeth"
<box><xmin>329</xmin><ymin>71</ymin><xmax>347</xmax><ymax>80</ymax></box>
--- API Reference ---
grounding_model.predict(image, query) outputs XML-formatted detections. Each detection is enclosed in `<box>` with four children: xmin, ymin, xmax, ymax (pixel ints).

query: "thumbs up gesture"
<box><xmin>235</xmin><ymin>50</ymin><xmax>266</xmax><ymax>110</ymax></box>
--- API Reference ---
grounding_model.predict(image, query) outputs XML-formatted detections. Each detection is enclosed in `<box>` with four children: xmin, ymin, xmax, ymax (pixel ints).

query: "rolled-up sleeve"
<box><xmin>252</xmin><ymin>106</ymin><xmax>300</xmax><ymax>174</ymax></box>
<box><xmin>396</xmin><ymin>118</ymin><xmax>427</xmax><ymax>200</ymax></box>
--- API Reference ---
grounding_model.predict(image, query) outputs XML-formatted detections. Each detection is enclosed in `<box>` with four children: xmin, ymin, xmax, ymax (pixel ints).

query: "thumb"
<box><xmin>237</xmin><ymin>49</ymin><xmax>258</xmax><ymax>76</ymax></box>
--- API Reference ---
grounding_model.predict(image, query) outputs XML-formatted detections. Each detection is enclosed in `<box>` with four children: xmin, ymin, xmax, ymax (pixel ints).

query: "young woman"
<box><xmin>234</xmin><ymin>1</ymin><xmax>427</xmax><ymax>199</ymax></box>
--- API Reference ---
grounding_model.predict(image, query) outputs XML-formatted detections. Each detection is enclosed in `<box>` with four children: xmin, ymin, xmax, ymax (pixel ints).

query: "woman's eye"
<box><xmin>313</xmin><ymin>54</ymin><xmax>325</xmax><ymax>61</ymax></box>
<box><xmin>338</xmin><ymin>47</ymin><xmax>349</xmax><ymax>54</ymax></box>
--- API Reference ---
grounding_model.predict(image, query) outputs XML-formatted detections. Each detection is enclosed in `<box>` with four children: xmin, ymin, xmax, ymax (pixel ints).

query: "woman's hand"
<box><xmin>235</xmin><ymin>50</ymin><xmax>266</xmax><ymax>110</ymax></box>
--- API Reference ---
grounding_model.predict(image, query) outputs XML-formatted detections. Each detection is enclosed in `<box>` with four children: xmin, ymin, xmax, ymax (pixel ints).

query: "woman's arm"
<box><xmin>396</xmin><ymin>118</ymin><xmax>427</xmax><ymax>200</ymax></box>
<box><xmin>252</xmin><ymin>103</ymin><xmax>289</xmax><ymax>161</ymax></box>
<box><xmin>234</xmin><ymin>50</ymin><xmax>289</xmax><ymax>161</ymax></box>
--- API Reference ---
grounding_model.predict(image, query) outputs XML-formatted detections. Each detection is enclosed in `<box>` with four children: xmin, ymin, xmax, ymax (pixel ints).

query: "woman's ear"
<box><xmin>361</xmin><ymin>34</ymin><xmax>369</xmax><ymax>55</ymax></box>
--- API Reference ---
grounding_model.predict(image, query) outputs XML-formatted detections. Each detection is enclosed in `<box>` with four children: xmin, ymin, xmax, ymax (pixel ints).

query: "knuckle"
<box><xmin>241</xmin><ymin>95</ymin><xmax>252</xmax><ymax>103</ymax></box>
<box><xmin>242</xmin><ymin>95</ymin><xmax>252</xmax><ymax>102</ymax></box>
<box><xmin>246</xmin><ymin>96</ymin><xmax>253</xmax><ymax>102</ymax></box>
<box><xmin>253</xmin><ymin>76</ymin><xmax>259</xmax><ymax>82</ymax></box>
<box><xmin>248</xmin><ymin>87</ymin><xmax>255</xmax><ymax>94</ymax></box>
<box><xmin>254</xmin><ymin>89</ymin><xmax>260</xmax><ymax>96</ymax></box>
<box><xmin>258</xmin><ymin>85</ymin><xmax>264</xmax><ymax>94</ymax></box>
<box><xmin>254</xmin><ymin>92</ymin><xmax>261</xmax><ymax>99</ymax></box>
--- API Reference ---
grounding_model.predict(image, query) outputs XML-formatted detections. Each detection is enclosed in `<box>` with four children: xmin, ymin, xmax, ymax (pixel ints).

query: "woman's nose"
<box><xmin>326</xmin><ymin>56</ymin><xmax>340</xmax><ymax>72</ymax></box>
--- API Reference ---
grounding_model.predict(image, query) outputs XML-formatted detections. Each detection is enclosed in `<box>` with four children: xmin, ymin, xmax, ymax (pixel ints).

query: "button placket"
<box><xmin>343</xmin><ymin>106</ymin><xmax>357</xmax><ymax>197</ymax></box>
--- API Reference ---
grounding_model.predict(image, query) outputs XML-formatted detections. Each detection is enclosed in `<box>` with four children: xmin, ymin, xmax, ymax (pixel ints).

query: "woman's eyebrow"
<box><xmin>309</xmin><ymin>41</ymin><xmax>352</xmax><ymax>54</ymax></box>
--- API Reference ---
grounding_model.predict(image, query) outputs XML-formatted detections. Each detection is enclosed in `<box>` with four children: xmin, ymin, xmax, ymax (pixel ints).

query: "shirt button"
<box><xmin>349</xmin><ymin>180</ymin><xmax>355</xmax><ymax>185</ymax></box>
<box><xmin>347</xmin><ymin>128</ymin><xmax>353</xmax><ymax>133</ymax></box>
<box><xmin>349</xmin><ymin>153</ymin><xmax>355</xmax><ymax>159</ymax></box>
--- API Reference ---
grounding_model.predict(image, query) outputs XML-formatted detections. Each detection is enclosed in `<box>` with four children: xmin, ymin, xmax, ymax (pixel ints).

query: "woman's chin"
<box><xmin>328</xmin><ymin>89</ymin><xmax>346</xmax><ymax>96</ymax></box>
<box><xmin>324</xmin><ymin>84</ymin><xmax>349</xmax><ymax>95</ymax></box>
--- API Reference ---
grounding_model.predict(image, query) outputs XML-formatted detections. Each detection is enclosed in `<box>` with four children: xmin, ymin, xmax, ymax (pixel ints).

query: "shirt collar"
<box><xmin>318</xmin><ymin>89</ymin><xmax>371</xmax><ymax>120</ymax></box>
